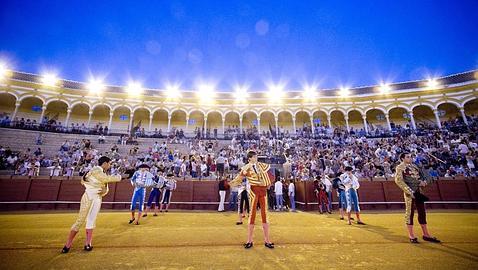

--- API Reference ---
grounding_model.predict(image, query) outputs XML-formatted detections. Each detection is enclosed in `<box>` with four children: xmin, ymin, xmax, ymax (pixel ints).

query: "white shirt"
<box><xmin>340</xmin><ymin>173</ymin><xmax>360</xmax><ymax>191</ymax></box>
<box><xmin>274</xmin><ymin>181</ymin><xmax>283</xmax><ymax>195</ymax></box>
<box><xmin>288</xmin><ymin>182</ymin><xmax>295</xmax><ymax>196</ymax></box>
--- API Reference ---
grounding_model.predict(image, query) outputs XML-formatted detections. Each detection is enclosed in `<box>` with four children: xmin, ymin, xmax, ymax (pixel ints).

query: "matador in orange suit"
<box><xmin>229</xmin><ymin>150</ymin><xmax>274</xmax><ymax>249</ymax></box>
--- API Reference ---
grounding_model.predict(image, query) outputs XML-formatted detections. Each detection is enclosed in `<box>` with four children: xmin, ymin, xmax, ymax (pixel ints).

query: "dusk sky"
<box><xmin>1</xmin><ymin>0</ymin><xmax>477</xmax><ymax>92</ymax></box>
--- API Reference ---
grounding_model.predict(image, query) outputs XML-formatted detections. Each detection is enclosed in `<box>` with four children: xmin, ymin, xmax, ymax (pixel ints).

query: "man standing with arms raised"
<box><xmin>229</xmin><ymin>151</ymin><xmax>274</xmax><ymax>249</ymax></box>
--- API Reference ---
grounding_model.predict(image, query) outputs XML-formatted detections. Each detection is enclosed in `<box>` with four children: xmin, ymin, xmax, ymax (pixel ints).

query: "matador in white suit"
<box><xmin>61</xmin><ymin>156</ymin><xmax>122</xmax><ymax>253</ymax></box>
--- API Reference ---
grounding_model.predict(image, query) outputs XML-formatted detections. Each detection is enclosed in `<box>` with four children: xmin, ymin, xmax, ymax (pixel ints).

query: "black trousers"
<box><xmin>239</xmin><ymin>190</ymin><xmax>250</xmax><ymax>214</ymax></box>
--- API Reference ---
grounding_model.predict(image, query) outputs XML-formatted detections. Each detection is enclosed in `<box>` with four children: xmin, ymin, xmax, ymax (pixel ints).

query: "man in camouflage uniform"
<box><xmin>395</xmin><ymin>152</ymin><xmax>440</xmax><ymax>244</ymax></box>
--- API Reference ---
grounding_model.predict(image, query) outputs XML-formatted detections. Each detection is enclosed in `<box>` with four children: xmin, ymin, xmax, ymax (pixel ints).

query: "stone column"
<box><xmin>459</xmin><ymin>107</ymin><xmax>469</xmax><ymax>126</ymax></box>
<box><xmin>433</xmin><ymin>109</ymin><xmax>442</xmax><ymax>129</ymax></box>
<box><xmin>362</xmin><ymin>115</ymin><xmax>368</xmax><ymax>134</ymax></box>
<box><xmin>86</xmin><ymin>109</ymin><xmax>93</xmax><ymax>128</ymax></box>
<box><xmin>108</xmin><ymin>112</ymin><xmax>114</xmax><ymax>133</ymax></box>
<box><xmin>148</xmin><ymin>114</ymin><xmax>153</xmax><ymax>132</ymax></box>
<box><xmin>11</xmin><ymin>102</ymin><xmax>21</xmax><ymax>121</ymax></box>
<box><xmin>385</xmin><ymin>113</ymin><xmax>392</xmax><ymax>131</ymax></box>
<box><xmin>292</xmin><ymin>116</ymin><xmax>297</xmax><ymax>135</ymax></box>
<box><xmin>345</xmin><ymin>116</ymin><xmax>350</xmax><ymax>132</ymax></box>
<box><xmin>409</xmin><ymin>111</ymin><xmax>416</xmax><ymax>129</ymax></box>
<box><xmin>167</xmin><ymin>114</ymin><xmax>172</xmax><ymax>132</ymax></box>
<box><xmin>222</xmin><ymin>116</ymin><xmax>225</xmax><ymax>136</ymax></box>
<box><xmin>39</xmin><ymin>105</ymin><xmax>47</xmax><ymax>124</ymax></box>
<box><xmin>327</xmin><ymin>114</ymin><xmax>332</xmax><ymax>128</ymax></box>
<box><xmin>275</xmin><ymin>115</ymin><xmax>279</xmax><ymax>136</ymax></box>
<box><xmin>64</xmin><ymin>108</ymin><xmax>72</xmax><ymax>127</ymax></box>
<box><xmin>127</xmin><ymin>112</ymin><xmax>134</xmax><ymax>133</ymax></box>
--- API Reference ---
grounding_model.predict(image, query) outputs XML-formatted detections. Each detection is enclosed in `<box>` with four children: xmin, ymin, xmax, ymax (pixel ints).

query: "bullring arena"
<box><xmin>0</xmin><ymin>67</ymin><xmax>477</xmax><ymax>269</ymax></box>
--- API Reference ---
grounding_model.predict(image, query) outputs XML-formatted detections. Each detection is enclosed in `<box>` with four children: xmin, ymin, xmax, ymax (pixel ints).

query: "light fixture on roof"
<box><xmin>302</xmin><ymin>85</ymin><xmax>318</xmax><ymax>100</ymax></box>
<box><xmin>234</xmin><ymin>85</ymin><xmax>249</xmax><ymax>102</ymax></box>
<box><xmin>0</xmin><ymin>62</ymin><xmax>10</xmax><ymax>81</ymax></box>
<box><xmin>196</xmin><ymin>83</ymin><xmax>216</xmax><ymax>103</ymax></box>
<box><xmin>126</xmin><ymin>81</ymin><xmax>143</xmax><ymax>96</ymax></box>
<box><xmin>426</xmin><ymin>78</ymin><xmax>439</xmax><ymax>89</ymax></box>
<box><xmin>338</xmin><ymin>87</ymin><xmax>350</xmax><ymax>97</ymax></box>
<box><xmin>87</xmin><ymin>78</ymin><xmax>105</xmax><ymax>94</ymax></box>
<box><xmin>379</xmin><ymin>83</ymin><xmax>391</xmax><ymax>94</ymax></box>
<box><xmin>41</xmin><ymin>73</ymin><xmax>59</xmax><ymax>87</ymax></box>
<box><xmin>165</xmin><ymin>83</ymin><xmax>182</xmax><ymax>99</ymax></box>
<box><xmin>267</xmin><ymin>83</ymin><xmax>285</xmax><ymax>103</ymax></box>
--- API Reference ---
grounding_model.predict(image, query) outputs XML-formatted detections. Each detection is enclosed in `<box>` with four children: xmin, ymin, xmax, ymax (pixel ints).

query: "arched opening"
<box><xmin>437</xmin><ymin>102</ymin><xmax>461</xmax><ymax>126</ymax></box>
<box><xmin>17</xmin><ymin>96</ymin><xmax>43</xmax><ymax>123</ymax></box>
<box><xmin>366</xmin><ymin>109</ymin><xmax>387</xmax><ymax>133</ymax></box>
<box><xmin>44</xmin><ymin>100</ymin><xmax>68</xmax><ymax>127</ymax></box>
<box><xmin>412</xmin><ymin>105</ymin><xmax>435</xmax><ymax>129</ymax></box>
<box><xmin>259</xmin><ymin>111</ymin><xmax>275</xmax><ymax>136</ymax></box>
<box><xmin>224</xmin><ymin>111</ymin><xmax>240</xmax><ymax>138</ymax></box>
<box><xmin>464</xmin><ymin>98</ymin><xmax>478</xmax><ymax>118</ymax></box>
<box><xmin>91</xmin><ymin>104</ymin><xmax>110</xmax><ymax>130</ymax></box>
<box><xmin>132</xmin><ymin>108</ymin><xmax>150</xmax><ymax>134</ymax></box>
<box><xmin>0</xmin><ymin>93</ymin><xmax>16</xmax><ymax>120</ymax></box>
<box><xmin>278</xmin><ymin>111</ymin><xmax>293</xmax><ymax>134</ymax></box>
<box><xmin>152</xmin><ymin>109</ymin><xmax>168</xmax><ymax>134</ymax></box>
<box><xmin>112</xmin><ymin>106</ymin><xmax>131</xmax><ymax>133</ymax></box>
<box><xmin>312</xmin><ymin>110</ymin><xmax>327</xmax><ymax>128</ymax></box>
<box><xmin>388</xmin><ymin>107</ymin><xmax>410</xmax><ymax>130</ymax></box>
<box><xmin>207</xmin><ymin>111</ymin><xmax>222</xmax><ymax>137</ymax></box>
<box><xmin>347</xmin><ymin>110</ymin><xmax>363</xmax><ymax>133</ymax></box>
<box><xmin>330</xmin><ymin>110</ymin><xmax>346</xmax><ymax>128</ymax></box>
<box><xmin>242</xmin><ymin>111</ymin><xmax>258</xmax><ymax>137</ymax></box>
<box><xmin>296</xmin><ymin>111</ymin><xmax>311</xmax><ymax>134</ymax></box>
<box><xmin>69</xmin><ymin>103</ymin><xmax>90</xmax><ymax>127</ymax></box>
<box><xmin>171</xmin><ymin>110</ymin><xmax>187</xmax><ymax>132</ymax></box>
<box><xmin>189</xmin><ymin>110</ymin><xmax>205</xmax><ymax>134</ymax></box>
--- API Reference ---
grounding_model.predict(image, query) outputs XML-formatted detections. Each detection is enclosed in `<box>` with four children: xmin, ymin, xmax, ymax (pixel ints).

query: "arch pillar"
<box><xmin>64</xmin><ymin>108</ymin><xmax>72</xmax><ymax>127</ymax></box>
<box><xmin>275</xmin><ymin>115</ymin><xmax>279</xmax><ymax>136</ymax></box>
<box><xmin>409</xmin><ymin>111</ymin><xmax>416</xmax><ymax>129</ymax></box>
<box><xmin>309</xmin><ymin>113</ymin><xmax>315</xmax><ymax>134</ymax></box>
<box><xmin>148</xmin><ymin>114</ymin><xmax>153</xmax><ymax>132</ymax></box>
<box><xmin>459</xmin><ymin>107</ymin><xmax>469</xmax><ymax>126</ymax></box>
<box><xmin>222</xmin><ymin>115</ymin><xmax>225</xmax><ymax>136</ymax></box>
<box><xmin>12</xmin><ymin>101</ymin><xmax>21</xmax><ymax>120</ymax></box>
<box><xmin>433</xmin><ymin>109</ymin><xmax>442</xmax><ymax>129</ymax></box>
<box><xmin>128</xmin><ymin>112</ymin><xmax>134</xmax><ymax>133</ymax></box>
<box><xmin>239</xmin><ymin>116</ymin><xmax>243</xmax><ymax>133</ymax></box>
<box><xmin>362</xmin><ymin>115</ymin><xmax>368</xmax><ymax>134</ymax></box>
<box><xmin>292</xmin><ymin>116</ymin><xmax>296</xmax><ymax>134</ymax></box>
<box><xmin>39</xmin><ymin>105</ymin><xmax>47</xmax><ymax>123</ymax></box>
<box><xmin>167</xmin><ymin>114</ymin><xmax>172</xmax><ymax>132</ymax></box>
<box><xmin>385</xmin><ymin>113</ymin><xmax>392</xmax><ymax>131</ymax></box>
<box><xmin>344</xmin><ymin>116</ymin><xmax>350</xmax><ymax>132</ymax></box>
<box><xmin>108</xmin><ymin>112</ymin><xmax>114</xmax><ymax>132</ymax></box>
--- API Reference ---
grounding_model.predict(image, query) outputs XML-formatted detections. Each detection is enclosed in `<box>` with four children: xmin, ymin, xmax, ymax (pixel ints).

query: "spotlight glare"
<box><xmin>196</xmin><ymin>84</ymin><xmax>216</xmax><ymax>103</ymax></box>
<box><xmin>87</xmin><ymin>78</ymin><xmax>105</xmax><ymax>94</ymax></box>
<box><xmin>41</xmin><ymin>73</ymin><xmax>59</xmax><ymax>87</ymax></box>
<box><xmin>165</xmin><ymin>84</ymin><xmax>182</xmax><ymax>99</ymax></box>
<box><xmin>0</xmin><ymin>62</ymin><xmax>11</xmax><ymax>81</ymax></box>
<box><xmin>379</xmin><ymin>83</ymin><xmax>391</xmax><ymax>94</ymax></box>
<box><xmin>267</xmin><ymin>84</ymin><xmax>285</xmax><ymax>102</ymax></box>
<box><xmin>234</xmin><ymin>85</ymin><xmax>249</xmax><ymax>101</ymax></box>
<box><xmin>426</xmin><ymin>78</ymin><xmax>439</xmax><ymax>89</ymax></box>
<box><xmin>126</xmin><ymin>81</ymin><xmax>143</xmax><ymax>95</ymax></box>
<box><xmin>339</xmin><ymin>87</ymin><xmax>350</xmax><ymax>97</ymax></box>
<box><xmin>303</xmin><ymin>86</ymin><xmax>318</xmax><ymax>99</ymax></box>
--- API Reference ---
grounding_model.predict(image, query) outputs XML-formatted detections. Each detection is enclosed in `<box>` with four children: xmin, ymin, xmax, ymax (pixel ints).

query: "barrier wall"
<box><xmin>0</xmin><ymin>176</ymin><xmax>477</xmax><ymax>211</ymax></box>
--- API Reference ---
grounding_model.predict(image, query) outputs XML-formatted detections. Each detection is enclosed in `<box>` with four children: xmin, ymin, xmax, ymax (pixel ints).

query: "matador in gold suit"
<box><xmin>62</xmin><ymin>156</ymin><xmax>122</xmax><ymax>253</ymax></box>
<box><xmin>394</xmin><ymin>153</ymin><xmax>440</xmax><ymax>243</ymax></box>
<box><xmin>229</xmin><ymin>151</ymin><xmax>274</xmax><ymax>249</ymax></box>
